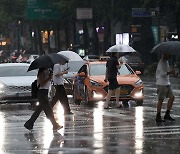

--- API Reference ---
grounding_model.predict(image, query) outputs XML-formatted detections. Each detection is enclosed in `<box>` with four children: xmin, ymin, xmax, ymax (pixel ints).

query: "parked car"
<box><xmin>0</xmin><ymin>63</ymin><xmax>38</xmax><ymax>105</ymax></box>
<box><xmin>119</xmin><ymin>54</ymin><xmax>144</xmax><ymax>74</ymax></box>
<box><xmin>73</xmin><ymin>61</ymin><xmax>144</xmax><ymax>106</ymax></box>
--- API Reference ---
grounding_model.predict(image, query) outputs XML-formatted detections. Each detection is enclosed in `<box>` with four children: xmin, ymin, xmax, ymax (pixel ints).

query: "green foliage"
<box><xmin>0</xmin><ymin>0</ymin><xmax>25</xmax><ymax>34</ymax></box>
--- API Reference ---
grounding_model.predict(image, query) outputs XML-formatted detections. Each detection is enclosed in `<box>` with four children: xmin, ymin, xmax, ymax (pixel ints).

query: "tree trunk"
<box><xmin>64</xmin><ymin>23</ymin><xmax>70</xmax><ymax>50</ymax></box>
<box><xmin>47</xmin><ymin>30</ymin><xmax>51</xmax><ymax>53</ymax></box>
<box><xmin>103</xmin><ymin>19</ymin><xmax>111</xmax><ymax>52</ymax></box>
<box><xmin>92</xmin><ymin>19</ymin><xmax>99</xmax><ymax>55</ymax></box>
<box><xmin>56</xmin><ymin>21</ymin><xmax>61</xmax><ymax>51</ymax></box>
<box><xmin>83</xmin><ymin>20</ymin><xmax>89</xmax><ymax>55</ymax></box>
<box><xmin>37</xmin><ymin>22</ymin><xmax>43</xmax><ymax>55</ymax></box>
<box><xmin>34</xmin><ymin>28</ymin><xmax>38</xmax><ymax>54</ymax></box>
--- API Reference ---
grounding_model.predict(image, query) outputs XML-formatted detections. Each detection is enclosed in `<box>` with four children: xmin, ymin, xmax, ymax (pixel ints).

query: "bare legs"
<box><xmin>104</xmin><ymin>87</ymin><xmax>120</xmax><ymax>108</ymax></box>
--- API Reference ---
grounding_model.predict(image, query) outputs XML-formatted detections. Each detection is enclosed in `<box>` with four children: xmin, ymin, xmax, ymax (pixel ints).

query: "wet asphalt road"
<box><xmin>0</xmin><ymin>75</ymin><xmax>180</xmax><ymax>154</ymax></box>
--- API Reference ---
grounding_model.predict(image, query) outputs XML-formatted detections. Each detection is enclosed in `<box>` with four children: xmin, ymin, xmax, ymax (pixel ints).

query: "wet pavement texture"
<box><xmin>0</xmin><ymin>75</ymin><xmax>180</xmax><ymax>154</ymax></box>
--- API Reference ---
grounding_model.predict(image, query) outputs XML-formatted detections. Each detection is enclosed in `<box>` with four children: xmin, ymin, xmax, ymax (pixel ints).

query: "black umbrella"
<box><xmin>27</xmin><ymin>53</ymin><xmax>69</xmax><ymax>71</ymax></box>
<box><xmin>151</xmin><ymin>41</ymin><xmax>180</xmax><ymax>55</ymax></box>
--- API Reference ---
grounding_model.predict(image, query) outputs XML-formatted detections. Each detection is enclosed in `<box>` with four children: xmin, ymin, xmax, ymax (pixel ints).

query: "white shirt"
<box><xmin>53</xmin><ymin>64</ymin><xmax>64</xmax><ymax>85</ymax></box>
<box><xmin>156</xmin><ymin>58</ymin><xmax>170</xmax><ymax>85</ymax></box>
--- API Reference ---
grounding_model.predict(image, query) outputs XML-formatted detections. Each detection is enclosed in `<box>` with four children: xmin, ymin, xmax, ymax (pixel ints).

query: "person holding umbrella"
<box><xmin>104</xmin><ymin>52</ymin><xmax>123</xmax><ymax>109</ymax></box>
<box><xmin>24</xmin><ymin>53</ymin><xmax>68</xmax><ymax>130</ymax></box>
<box><xmin>155</xmin><ymin>53</ymin><xmax>177</xmax><ymax>122</ymax></box>
<box><xmin>51</xmin><ymin>62</ymin><xmax>73</xmax><ymax>115</ymax></box>
<box><xmin>24</xmin><ymin>67</ymin><xmax>63</xmax><ymax>131</ymax></box>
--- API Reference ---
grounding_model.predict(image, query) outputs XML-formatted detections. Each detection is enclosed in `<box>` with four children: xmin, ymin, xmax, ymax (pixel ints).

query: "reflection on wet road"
<box><xmin>0</xmin><ymin>76</ymin><xmax>180</xmax><ymax>154</ymax></box>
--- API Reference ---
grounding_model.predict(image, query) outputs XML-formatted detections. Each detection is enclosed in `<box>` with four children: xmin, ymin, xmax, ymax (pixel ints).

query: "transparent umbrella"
<box><xmin>58</xmin><ymin>51</ymin><xmax>86</xmax><ymax>72</ymax></box>
<box><xmin>106</xmin><ymin>44</ymin><xmax>136</xmax><ymax>53</ymax></box>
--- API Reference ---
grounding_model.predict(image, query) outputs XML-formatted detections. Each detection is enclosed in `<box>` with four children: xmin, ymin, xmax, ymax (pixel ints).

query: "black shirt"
<box><xmin>106</xmin><ymin>56</ymin><xmax>119</xmax><ymax>79</ymax></box>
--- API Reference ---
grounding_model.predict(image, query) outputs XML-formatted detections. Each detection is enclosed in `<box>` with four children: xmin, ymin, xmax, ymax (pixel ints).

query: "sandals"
<box><xmin>104</xmin><ymin>106</ymin><xmax>113</xmax><ymax>109</ymax></box>
<box><xmin>53</xmin><ymin>125</ymin><xmax>63</xmax><ymax>132</ymax></box>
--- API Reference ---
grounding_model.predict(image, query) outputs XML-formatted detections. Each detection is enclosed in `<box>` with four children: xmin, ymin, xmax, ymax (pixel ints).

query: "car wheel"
<box><xmin>122</xmin><ymin>101</ymin><xmax>129</xmax><ymax>107</ymax></box>
<box><xmin>136</xmin><ymin>100</ymin><xmax>143</xmax><ymax>106</ymax></box>
<box><xmin>141</xmin><ymin>70</ymin><xmax>144</xmax><ymax>75</ymax></box>
<box><xmin>73</xmin><ymin>87</ymin><xmax>81</xmax><ymax>105</ymax></box>
<box><xmin>84</xmin><ymin>86</ymin><xmax>93</xmax><ymax>104</ymax></box>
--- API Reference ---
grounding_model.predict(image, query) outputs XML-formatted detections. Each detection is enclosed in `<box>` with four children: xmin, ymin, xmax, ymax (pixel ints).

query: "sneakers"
<box><xmin>104</xmin><ymin>106</ymin><xmax>113</xmax><ymax>109</ymax></box>
<box><xmin>24</xmin><ymin>120</ymin><xmax>34</xmax><ymax>130</ymax></box>
<box><xmin>156</xmin><ymin>113</ymin><xmax>175</xmax><ymax>122</ymax></box>
<box><xmin>164</xmin><ymin>114</ymin><xmax>175</xmax><ymax>121</ymax></box>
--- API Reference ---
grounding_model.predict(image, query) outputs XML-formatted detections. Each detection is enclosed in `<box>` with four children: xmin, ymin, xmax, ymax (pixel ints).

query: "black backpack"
<box><xmin>31</xmin><ymin>79</ymin><xmax>40</xmax><ymax>98</ymax></box>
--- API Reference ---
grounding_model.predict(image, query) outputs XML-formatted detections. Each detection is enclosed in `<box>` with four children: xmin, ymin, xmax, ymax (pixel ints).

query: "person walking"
<box><xmin>51</xmin><ymin>63</ymin><xmax>73</xmax><ymax>115</ymax></box>
<box><xmin>104</xmin><ymin>52</ymin><xmax>122</xmax><ymax>109</ymax></box>
<box><xmin>24</xmin><ymin>68</ymin><xmax>62</xmax><ymax>131</ymax></box>
<box><xmin>155</xmin><ymin>53</ymin><xmax>177</xmax><ymax>122</ymax></box>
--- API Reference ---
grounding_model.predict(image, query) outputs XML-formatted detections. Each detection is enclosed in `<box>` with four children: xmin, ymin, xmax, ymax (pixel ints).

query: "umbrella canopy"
<box><xmin>27</xmin><ymin>53</ymin><xmax>69</xmax><ymax>71</ymax></box>
<box><xmin>151</xmin><ymin>41</ymin><xmax>180</xmax><ymax>55</ymax></box>
<box><xmin>58</xmin><ymin>50</ymin><xmax>86</xmax><ymax>72</ymax></box>
<box><xmin>106</xmin><ymin>44</ymin><xmax>136</xmax><ymax>53</ymax></box>
<box><xmin>58</xmin><ymin>50</ymin><xmax>83</xmax><ymax>61</ymax></box>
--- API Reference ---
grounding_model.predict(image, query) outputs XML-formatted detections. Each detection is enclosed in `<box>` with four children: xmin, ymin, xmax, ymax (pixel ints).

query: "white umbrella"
<box><xmin>106</xmin><ymin>44</ymin><xmax>136</xmax><ymax>53</ymax></box>
<box><xmin>58</xmin><ymin>50</ymin><xmax>86</xmax><ymax>72</ymax></box>
<box><xmin>58</xmin><ymin>50</ymin><xmax>83</xmax><ymax>61</ymax></box>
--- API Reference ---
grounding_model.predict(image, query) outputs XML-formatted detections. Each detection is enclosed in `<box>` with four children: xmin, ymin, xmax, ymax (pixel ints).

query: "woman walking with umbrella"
<box><xmin>24</xmin><ymin>53</ymin><xmax>68</xmax><ymax>131</ymax></box>
<box><xmin>25</xmin><ymin>67</ymin><xmax>62</xmax><ymax>131</ymax></box>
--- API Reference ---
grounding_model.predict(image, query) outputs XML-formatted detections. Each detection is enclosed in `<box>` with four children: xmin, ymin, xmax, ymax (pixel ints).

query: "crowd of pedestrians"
<box><xmin>24</xmin><ymin>52</ymin><xmax>178</xmax><ymax>132</ymax></box>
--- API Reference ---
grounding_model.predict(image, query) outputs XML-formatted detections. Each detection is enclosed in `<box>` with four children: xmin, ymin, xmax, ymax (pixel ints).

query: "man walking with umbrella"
<box><xmin>104</xmin><ymin>52</ymin><xmax>123</xmax><ymax>109</ymax></box>
<box><xmin>51</xmin><ymin>62</ymin><xmax>73</xmax><ymax>115</ymax></box>
<box><xmin>155</xmin><ymin>53</ymin><xmax>177</xmax><ymax>122</ymax></box>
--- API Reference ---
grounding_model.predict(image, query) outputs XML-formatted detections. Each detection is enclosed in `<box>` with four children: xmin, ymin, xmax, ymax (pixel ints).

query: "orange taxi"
<box><xmin>73</xmin><ymin>61</ymin><xmax>144</xmax><ymax>106</ymax></box>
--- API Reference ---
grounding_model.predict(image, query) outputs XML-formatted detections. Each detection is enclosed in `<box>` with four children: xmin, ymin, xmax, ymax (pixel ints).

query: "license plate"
<box><xmin>120</xmin><ymin>89</ymin><xmax>128</xmax><ymax>95</ymax></box>
<box><xmin>17</xmin><ymin>93</ymin><xmax>30</xmax><ymax>97</ymax></box>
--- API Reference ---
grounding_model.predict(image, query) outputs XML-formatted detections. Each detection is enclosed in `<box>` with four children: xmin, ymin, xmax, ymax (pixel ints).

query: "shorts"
<box><xmin>157</xmin><ymin>85</ymin><xmax>174</xmax><ymax>100</ymax></box>
<box><xmin>108</xmin><ymin>77</ymin><xmax>119</xmax><ymax>90</ymax></box>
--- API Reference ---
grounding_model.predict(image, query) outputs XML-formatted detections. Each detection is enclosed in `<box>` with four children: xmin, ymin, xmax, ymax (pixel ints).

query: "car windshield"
<box><xmin>0</xmin><ymin>66</ymin><xmax>37</xmax><ymax>77</ymax></box>
<box><xmin>125</xmin><ymin>55</ymin><xmax>142</xmax><ymax>63</ymax></box>
<box><xmin>89</xmin><ymin>63</ymin><xmax>133</xmax><ymax>76</ymax></box>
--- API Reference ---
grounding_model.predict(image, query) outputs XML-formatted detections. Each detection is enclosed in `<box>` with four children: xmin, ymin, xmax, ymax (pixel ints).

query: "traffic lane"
<box><xmin>0</xmin><ymin>75</ymin><xmax>180</xmax><ymax>153</ymax></box>
<box><xmin>1</xmin><ymin>101</ymin><xmax>180</xmax><ymax>154</ymax></box>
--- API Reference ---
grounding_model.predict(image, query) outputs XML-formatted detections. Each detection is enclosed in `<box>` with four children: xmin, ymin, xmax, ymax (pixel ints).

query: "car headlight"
<box><xmin>0</xmin><ymin>82</ymin><xmax>5</xmax><ymax>93</ymax></box>
<box><xmin>135</xmin><ymin>79</ymin><xmax>143</xmax><ymax>86</ymax></box>
<box><xmin>134</xmin><ymin>90</ymin><xmax>143</xmax><ymax>98</ymax></box>
<box><xmin>93</xmin><ymin>91</ymin><xmax>103</xmax><ymax>98</ymax></box>
<box><xmin>90</xmin><ymin>80</ymin><xmax>102</xmax><ymax>87</ymax></box>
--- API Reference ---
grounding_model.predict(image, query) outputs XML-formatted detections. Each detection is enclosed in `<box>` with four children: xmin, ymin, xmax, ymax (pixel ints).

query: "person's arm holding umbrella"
<box><xmin>157</xmin><ymin>54</ymin><xmax>177</xmax><ymax>78</ymax></box>
<box><xmin>54</xmin><ymin>65</ymin><xmax>68</xmax><ymax>77</ymax></box>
